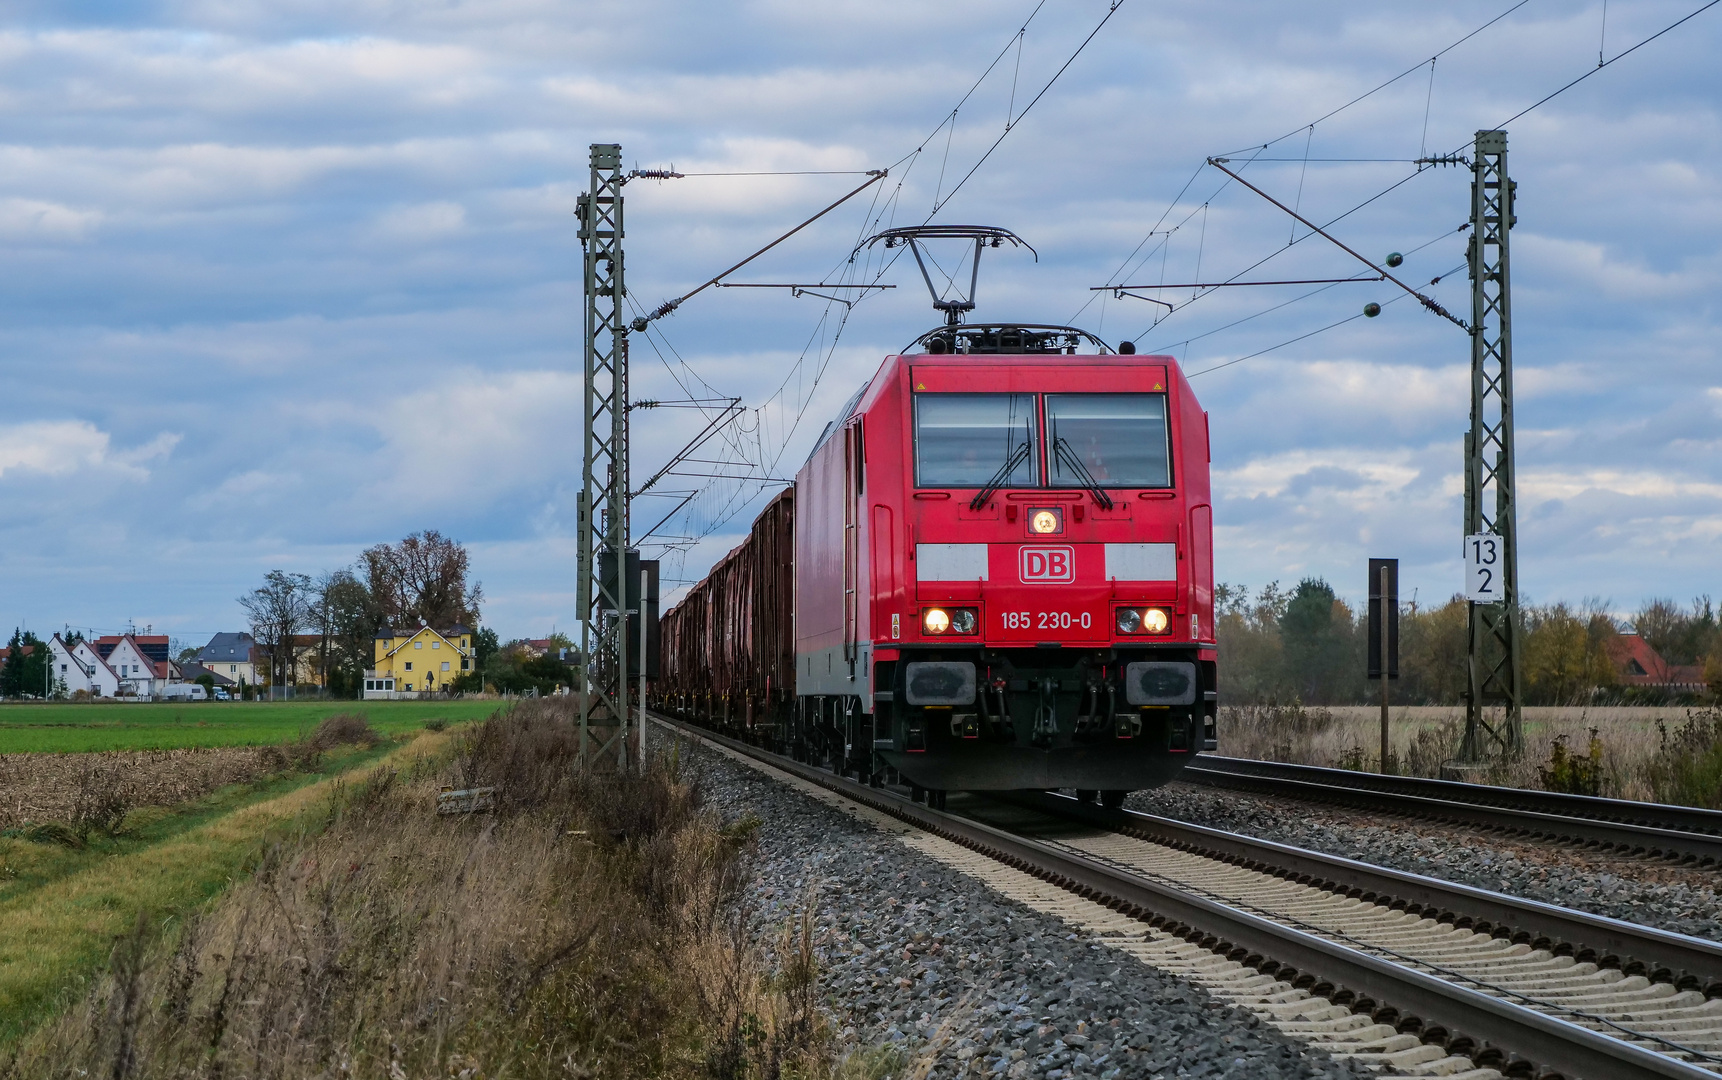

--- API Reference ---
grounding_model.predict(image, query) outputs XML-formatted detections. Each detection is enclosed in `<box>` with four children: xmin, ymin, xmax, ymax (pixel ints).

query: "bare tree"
<box><xmin>360</xmin><ymin>530</ymin><xmax>482</xmax><ymax>631</ymax></box>
<box><xmin>239</xmin><ymin>571</ymin><xmax>313</xmax><ymax>697</ymax></box>
<box><xmin>312</xmin><ymin>568</ymin><xmax>379</xmax><ymax>695</ymax></box>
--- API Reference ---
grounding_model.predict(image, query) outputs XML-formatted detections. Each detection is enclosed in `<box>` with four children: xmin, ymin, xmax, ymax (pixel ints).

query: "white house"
<box><xmin>49</xmin><ymin>634</ymin><xmax>121</xmax><ymax>698</ymax></box>
<box><xmin>95</xmin><ymin>634</ymin><xmax>173</xmax><ymax>697</ymax></box>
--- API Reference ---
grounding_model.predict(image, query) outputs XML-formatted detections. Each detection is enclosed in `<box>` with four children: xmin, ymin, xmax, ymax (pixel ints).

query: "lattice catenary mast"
<box><xmin>1462</xmin><ymin>129</ymin><xmax>1525</xmax><ymax>759</ymax></box>
<box><xmin>576</xmin><ymin>143</ymin><xmax>631</xmax><ymax>769</ymax></box>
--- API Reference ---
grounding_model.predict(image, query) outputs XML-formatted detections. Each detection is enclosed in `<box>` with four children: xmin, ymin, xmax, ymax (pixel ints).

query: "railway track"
<box><xmin>1182</xmin><ymin>756</ymin><xmax>1722</xmax><ymax>865</ymax></box>
<box><xmin>654</xmin><ymin>712</ymin><xmax>1722</xmax><ymax>1080</ymax></box>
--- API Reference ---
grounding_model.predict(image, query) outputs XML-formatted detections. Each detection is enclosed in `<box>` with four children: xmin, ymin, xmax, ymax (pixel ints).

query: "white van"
<box><xmin>161</xmin><ymin>683</ymin><xmax>208</xmax><ymax>702</ymax></box>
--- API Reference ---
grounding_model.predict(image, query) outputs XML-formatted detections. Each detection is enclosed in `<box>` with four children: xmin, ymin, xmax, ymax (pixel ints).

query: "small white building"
<box><xmin>49</xmin><ymin>634</ymin><xmax>121</xmax><ymax>698</ymax></box>
<box><xmin>94</xmin><ymin>634</ymin><xmax>173</xmax><ymax>698</ymax></box>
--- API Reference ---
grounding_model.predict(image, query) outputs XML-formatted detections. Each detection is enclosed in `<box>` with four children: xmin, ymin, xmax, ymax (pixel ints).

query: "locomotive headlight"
<box><xmin>1116</xmin><ymin>606</ymin><xmax>1173</xmax><ymax>635</ymax></box>
<box><xmin>949</xmin><ymin>607</ymin><xmax>978</xmax><ymax>635</ymax></box>
<box><xmin>922</xmin><ymin>607</ymin><xmax>951</xmax><ymax>635</ymax></box>
<box><xmin>1029</xmin><ymin>508</ymin><xmax>1062</xmax><ymax>534</ymax></box>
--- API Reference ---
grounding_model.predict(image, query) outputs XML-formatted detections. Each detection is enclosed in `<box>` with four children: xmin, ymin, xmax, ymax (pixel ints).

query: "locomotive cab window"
<box><xmin>914</xmin><ymin>392</ymin><xmax>1040</xmax><ymax>488</ymax></box>
<box><xmin>1045</xmin><ymin>393</ymin><xmax>1171</xmax><ymax>488</ymax></box>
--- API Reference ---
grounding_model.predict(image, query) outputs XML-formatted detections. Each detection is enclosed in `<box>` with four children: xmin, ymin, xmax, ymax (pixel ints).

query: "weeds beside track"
<box><xmin>2</xmin><ymin>700</ymin><xmax>846</xmax><ymax>1080</ymax></box>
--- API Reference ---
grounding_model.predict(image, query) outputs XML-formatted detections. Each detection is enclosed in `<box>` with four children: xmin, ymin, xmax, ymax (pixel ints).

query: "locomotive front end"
<box><xmin>859</xmin><ymin>334</ymin><xmax>1217</xmax><ymax>800</ymax></box>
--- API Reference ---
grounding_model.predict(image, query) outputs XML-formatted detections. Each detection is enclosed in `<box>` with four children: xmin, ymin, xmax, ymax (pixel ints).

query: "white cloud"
<box><xmin>0</xmin><ymin>421</ymin><xmax>110</xmax><ymax>476</ymax></box>
<box><xmin>1520</xmin><ymin>468</ymin><xmax>1722</xmax><ymax>504</ymax></box>
<box><xmin>0</xmin><ymin>421</ymin><xmax>176</xmax><ymax>480</ymax></box>
<box><xmin>1215</xmin><ymin>447</ymin><xmax>1421</xmax><ymax>500</ymax></box>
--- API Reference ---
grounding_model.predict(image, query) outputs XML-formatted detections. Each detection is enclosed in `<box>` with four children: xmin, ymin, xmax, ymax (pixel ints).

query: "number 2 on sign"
<box><xmin>1465</xmin><ymin>533</ymin><xmax>1502</xmax><ymax>602</ymax></box>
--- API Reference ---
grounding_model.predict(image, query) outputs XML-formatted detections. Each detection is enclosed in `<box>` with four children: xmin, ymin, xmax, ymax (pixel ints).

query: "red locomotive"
<box><xmin>657</xmin><ymin>230</ymin><xmax>1215</xmax><ymax>807</ymax></box>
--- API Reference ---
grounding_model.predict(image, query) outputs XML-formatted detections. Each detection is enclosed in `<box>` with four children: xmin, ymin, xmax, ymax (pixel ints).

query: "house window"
<box><xmin>441</xmin><ymin>661</ymin><xmax>450</xmax><ymax>672</ymax></box>
<box><xmin>405</xmin><ymin>683</ymin><xmax>413</xmax><ymax>691</ymax></box>
<box><xmin>230</xmin><ymin>665</ymin><xmax>236</xmax><ymax>673</ymax></box>
<box><xmin>432</xmin><ymin>641</ymin><xmax>440</xmax><ymax>650</ymax></box>
<box><xmin>415</xmin><ymin>641</ymin><xmax>423</xmax><ymax>650</ymax></box>
<box><xmin>462</xmin><ymin>659</ymin><xmax>471</xmax><ymax>670</ymax></box>
<box><xmin>404</xmin><ymin>662</ymin><xmax>413</xmax><ymax>671</ymax></box>
<box><xmin>365</xmin><ymin>680</ymin><xmax>374</xmax><ymax>691</ymax></box>
<box><xmin>61</xmin><ymin>664</ymin><xmax>67</xmax><ymax>673</ymax></box>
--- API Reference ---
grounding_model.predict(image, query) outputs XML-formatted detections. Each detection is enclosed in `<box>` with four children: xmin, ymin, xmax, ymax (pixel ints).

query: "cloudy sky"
<box><xmin>1</xmin><ymin>0</ymin><xmax>1718</xmax><ymax>644</ymax></box>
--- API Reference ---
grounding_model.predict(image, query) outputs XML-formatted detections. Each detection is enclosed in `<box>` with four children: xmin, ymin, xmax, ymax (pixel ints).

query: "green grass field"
<box><xmin>0</xmin><ymin>700</ymin><xmax>503</xmax><ymax>753</ymax></box>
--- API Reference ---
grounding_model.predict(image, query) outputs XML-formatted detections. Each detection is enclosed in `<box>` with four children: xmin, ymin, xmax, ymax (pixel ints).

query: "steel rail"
<box><xmin>1002</xmin><ymin>790</ymin><xmax>1722</xmax><ymax>995</ymax></box>
<box><xmin>1184</xmin><ymin>756</ymin><xmax>1722</xmax><ymax>864</ymax></box>
<box><xmin>652</xmin><ymin>713</ymin><xmax>1715</xmax><ymax>1080</ymax></box>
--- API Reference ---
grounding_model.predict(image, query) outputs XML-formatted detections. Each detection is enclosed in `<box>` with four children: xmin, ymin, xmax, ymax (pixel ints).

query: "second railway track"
<box><xmin>1182</xmin><ymin>756</ymin><xmax>1722</xmax><ymax>865</ymax></box>
<box><xmin>655</xmin><ymin>713</ymin><xmax>1722</xmax><ymax>1080</ymax></box>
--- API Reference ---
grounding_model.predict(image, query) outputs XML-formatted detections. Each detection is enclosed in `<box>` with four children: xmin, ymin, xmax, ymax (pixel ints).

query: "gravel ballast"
<box><xmin>1129</xmin><ymin>779</ymin><xmax>1722</xmax><ymax>942</ymax></box>
<box><xmin>677</xmin><ymin>735</ymin><xmax>1367</xmax><ymax>1080</ymax></box>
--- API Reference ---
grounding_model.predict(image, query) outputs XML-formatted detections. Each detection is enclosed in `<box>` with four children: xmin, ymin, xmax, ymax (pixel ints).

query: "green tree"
<box><xmin>0</xmin><ymin>628</ymin><xmax>51</xmax><ymax>699</ymax></box>
<box><xmin>1280</xmin><ymin>578</ymin><xmax>1356</xmax><ymax>704</ymax></box>
<box><xmin>451</xmin><ymin>626</ymin><xmax>501</xmax><ymax>692</ymax></box>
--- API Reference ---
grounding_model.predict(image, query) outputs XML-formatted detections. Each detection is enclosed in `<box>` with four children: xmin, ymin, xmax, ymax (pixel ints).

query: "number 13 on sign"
<box><xmin>1465</xmin><ymin>534</ymin><xmax>1502</xmax><ymax>602</ymax></box>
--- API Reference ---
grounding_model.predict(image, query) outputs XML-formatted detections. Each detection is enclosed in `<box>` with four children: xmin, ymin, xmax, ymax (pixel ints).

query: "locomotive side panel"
<box><xmin>794</xmin><ymin>415</ymin><xmax>871</xmax><ymax>701</ymax></box>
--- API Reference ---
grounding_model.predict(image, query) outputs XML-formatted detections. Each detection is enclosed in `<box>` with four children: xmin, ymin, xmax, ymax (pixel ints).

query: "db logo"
<box><xmin>1019</xmin><ymin>546</ymin><xmax>1075</xmax><ymax>583</ymax></box>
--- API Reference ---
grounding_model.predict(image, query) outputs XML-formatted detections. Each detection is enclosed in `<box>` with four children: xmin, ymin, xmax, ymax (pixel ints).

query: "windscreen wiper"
<box><xmin>1053</xmin><ymin>437</ymin><xmax>1114</xmax><ymax>510</ymax></box>
<box><xmin>969</xmin><ymin>439</ymin><xmax>1030</xmax><ymax>511</ymax></box>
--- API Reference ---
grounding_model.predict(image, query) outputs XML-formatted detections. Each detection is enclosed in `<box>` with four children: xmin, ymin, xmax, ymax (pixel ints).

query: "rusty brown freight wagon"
<box><xmin>656</xmin><ymin>486</ymin><xmax>795</xmax><ymax>735</ymax></box>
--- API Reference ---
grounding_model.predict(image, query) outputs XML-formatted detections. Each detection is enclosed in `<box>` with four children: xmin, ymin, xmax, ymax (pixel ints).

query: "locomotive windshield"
<box><xmin>1045</xmin><ymin>393</ymin><xmax>1171</xmax><ymax>488</ymax></box>
<box><xmin>914</xmin><ymin>393</ymin><xmax>1039</xmax><ymax>487</ymax></box>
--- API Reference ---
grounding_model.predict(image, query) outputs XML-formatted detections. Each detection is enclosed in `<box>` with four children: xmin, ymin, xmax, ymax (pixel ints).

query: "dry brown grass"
<box><xmin>1217</xmin><ymin>703</ymin><xmax>1722</xmax><ymax>802</ymax></box>
<box><xmin>0</xmin><ymin>699</ymin><xmax>844</xmax><ymax>1080</ymax></box>
<box><xmin>0</xmin><ymin>717</ymin><xmax>388</xmax><ymax>836</ymax></box>
<box><xmin>0</xmin><ymin>749</ymin><xmax>278</xmax><ymax>832</ymax></box>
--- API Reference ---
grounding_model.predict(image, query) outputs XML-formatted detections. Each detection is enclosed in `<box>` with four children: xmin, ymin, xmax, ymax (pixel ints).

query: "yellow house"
<box><xmin>364</xmin><ymin>624</ymin><xmax>473</xmax><ymax>698</ymax></box>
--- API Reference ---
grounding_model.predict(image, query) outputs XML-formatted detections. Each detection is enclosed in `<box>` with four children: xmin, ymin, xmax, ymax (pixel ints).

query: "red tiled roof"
<box><xmin>1604</xmin><ymin>634</ymin><xmax>1705</xmax><ymax>687</ymax></box>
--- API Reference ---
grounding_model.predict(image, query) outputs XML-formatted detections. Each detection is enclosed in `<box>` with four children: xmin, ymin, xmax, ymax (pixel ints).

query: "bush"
<box><xmin>1646</xmin><ymin>708</ymin><xmax>1722</xmax><ymax>808</ymax></box>
<box><xmin>305</xmin><ymin>712</ymin><xmax>381</xmax><ymax>751</ymax></box>
<box><xmin>1537</xmin><ymin>730</ymin><xmax>1606</xmax><ymax>796</ymax></box>
<box><xmin>68</xmin><ymin>759</ymin><xmax>135</xmax><ymax>844</ymax></box>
